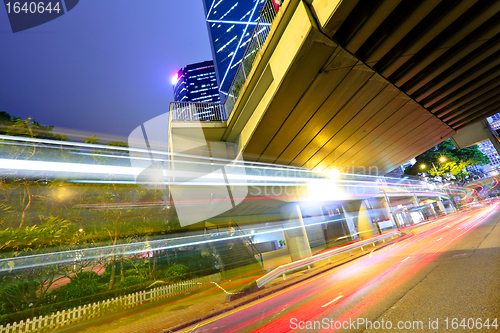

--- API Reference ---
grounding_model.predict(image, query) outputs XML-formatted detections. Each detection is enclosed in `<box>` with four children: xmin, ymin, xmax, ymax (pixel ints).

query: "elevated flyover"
<box><xmin>170</xmin><ymin>0</ymin><xmax>500</xmax><ymax>175</ymax></box>
<box><xmin>466</xmin><ymin>175</ymin><xmax>499</xmax><ymax>196</ymax></box>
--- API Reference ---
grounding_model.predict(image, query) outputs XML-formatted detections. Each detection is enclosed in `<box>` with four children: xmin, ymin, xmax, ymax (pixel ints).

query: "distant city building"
<box><xmin>476</xmin><ymin>113</ymin><xmax>500</xmax><ymax>173</ymax></box>
<box><xmin>173</xmin><ymin>60</ymin><xmax>220</xmax><ymax>104</ymax></box>
<box><xmin>385</xmin><ymin>159</ymin><xmax>416</xmax><ymax>177</ymax></box>
<box><xmin>202</xmin><ymin>0</ymin><xmax>266</xmax><ymax>100</ymax></box>
<box><xmin>467</xmin><ymin>164</ymin><xmax>485</xmax><ymax>175</ymax></box>
<box><xmin>490</xmin><ymin>118</ymin><xmax>500</xmax><ymax>131</ymax></box>
<box><xmin>488</xmin><ymin>113</ymin><xmax>500</xmax><ymax>122</ymax></box>
<box><xmin>385</xmin><ymin>166</ymin><xmax>404</xmax><ymax>177</ymax></box>
<box><xmin>477</xmin><ymin>140</ymin><xmax>500</xmax><ymax>172</ymax></box>
<box><xmin>402</xmin><ymin>159</ymin><xmax>416</xmax><ymax>171</ymax></box>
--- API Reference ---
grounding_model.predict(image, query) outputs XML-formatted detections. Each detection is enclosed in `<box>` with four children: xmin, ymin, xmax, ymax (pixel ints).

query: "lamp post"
<box><xmin>420</xmin><ymin>157</ymin><xmax>447</xmax><ymax>181</ymax></box>
<box><xmin>432</xmin><ymin>162</ymin><xmax>439</xmax><ymax>178</ymax></box>
<box><xmin>421</xmin><ymin>158</ymin><xmax>449</xmax><ymax>214</ymax></box>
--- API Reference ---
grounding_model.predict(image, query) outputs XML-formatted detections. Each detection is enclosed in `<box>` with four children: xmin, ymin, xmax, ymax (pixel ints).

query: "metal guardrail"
<box><xmin>170</xmin><ymin>101</ymin><xmax>226</xmax><ymax>121</ymax></box>
<box><xmin>256</xmin><ymin>231</ymin><xmax>401</xmax><ymax>288</ymax></box>
<box><xmin>224</xmin><ymin>0</ymin><xmax>278</xmax><ymax>117</ymax></box>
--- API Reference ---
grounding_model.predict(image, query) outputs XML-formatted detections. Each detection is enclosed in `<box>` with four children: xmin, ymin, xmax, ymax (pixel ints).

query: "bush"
<box><xmin>70</xmin><ymin>271</ymin><xmax>98</xmax><ymax>282</ymax></box>
<box><xmin>175</xmin><ymin>251</ymin><xmax>217</xmax><ymax>277</ymax></box>
<box><xmin>118</xmin><ymin>275</ymin><xmax>146</xmax><ymax>289</ymax></box>
<box><xmin>164</xmin><ymin>264</ymin><xmax>192</xmax><ymax>282</ymax></box>
<box><xmin>54</xmin><ymin>280</ymin><xmax>103</xmax><ymax>302</ymax></box>
<box><xmin>0</xmin><ymin>281</ymin><xmax>35</xmax><ymax>313</ymax></box>
<box><xmin>123</xmin><ymin>268</ymin><xmax>149</xmax><ymax>278</ymax></box>
<box><xmin>96</xmin><ymin>271</ymin><xmax>111</xmax><ymax>283</ymax></box>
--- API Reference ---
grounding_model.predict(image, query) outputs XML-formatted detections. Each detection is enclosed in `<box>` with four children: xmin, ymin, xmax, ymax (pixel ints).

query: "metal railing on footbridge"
<box><xmin>170</xmin><ymin>101</ymin><xmax>226</xmax><ymax>122</ymax></box>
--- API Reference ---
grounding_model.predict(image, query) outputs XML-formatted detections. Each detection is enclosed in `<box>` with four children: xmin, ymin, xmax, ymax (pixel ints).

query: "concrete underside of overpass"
<box><xmin>167</xmin><ymin>0</ymin><xmax>488</xmax><ymax>264</ymax></box>
<box><xmin>226</xmin><ymin>1</ymin><xmax>455</xmax><ymax>175</ymax></box>
<box><xmin>171</xmin><ymin>0</ymin><xmax>500</xmax><ymax>175</ymax></box>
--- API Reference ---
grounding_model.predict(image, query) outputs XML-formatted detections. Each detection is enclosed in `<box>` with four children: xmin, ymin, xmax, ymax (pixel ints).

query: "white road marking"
<box><xmin>401</xmin><ymin>256</ymin><xmax>410</xmax><ymax>262</ymax></box>
<box><xmin>321</xmin><ymin>295</ymin><xmax>344</xmax><ymax>308</ymax></box>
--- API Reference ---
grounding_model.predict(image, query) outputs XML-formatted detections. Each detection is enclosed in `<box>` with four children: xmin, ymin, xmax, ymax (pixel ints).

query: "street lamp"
<box><xmin>432</xmin><ymin>162</ymin><xmax>440</xmax><ymax>178</ymax></box>
<box><xmin>421</xmin><ymin>159</ymin><xmax>445</xmax><ymax>180</ymax></box>
<box><xmin>433</xmin><ymin>157</ymin><xmax>449</xmax><ymax>181</ymax></box>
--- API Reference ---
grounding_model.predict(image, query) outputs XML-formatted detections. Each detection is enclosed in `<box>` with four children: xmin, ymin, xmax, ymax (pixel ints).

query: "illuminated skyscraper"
<box><xmin>489</xmin><ymin>112</ymin><xmax>500</xmax><ymax>122</ymax></box>
<box><xmin>202</xmin><ymin>0</ymin><xmax>266</xmax><ymax>101</ymax></box>
<box><xmin>476</xmin><ymin>113</ymin><xmax>500</xmax><ymax>173</ymax></box>
<box><xmin>172</xmin><ymin>60</ymin><xmax>220</xmax><ymax>104</ymax></box>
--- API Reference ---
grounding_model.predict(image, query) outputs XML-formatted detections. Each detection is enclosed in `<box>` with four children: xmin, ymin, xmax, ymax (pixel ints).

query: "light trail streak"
<box><xmin>196</xmin><ymin>205</ymin><xmax>497</xmax><ymax>333</ymax></box>
<box><xmin>0</xmin><ymin>135</ymin><xmax>473</xmax><ymax>279</ymax></box>
<box><xmin>0</xmin><ymin>136</ymin><xmax>470</xmax><ymax>204</ymax></box>
<box><xmin>0</xmin><ymin>158</ymin><xmax>143</xmax><ymax>176</ymax></box>
<box><xmin>0</xmin><ymin>214</ymin><xmax>354</xmax><ymax>273</ymax></box>
<box><xmin>0</xmin><ymin>135</ymin><xmax>470</xmax><ymax>208</ymax></box>
<box><xmin>317</xmin><ymin>204</ymin><xmax>499</xmax><ymax>332</ymax></box>
<box><xmin>297</xmin><ymin>208</ymin><xmax>492</xmax><ymax>332</ymax></box>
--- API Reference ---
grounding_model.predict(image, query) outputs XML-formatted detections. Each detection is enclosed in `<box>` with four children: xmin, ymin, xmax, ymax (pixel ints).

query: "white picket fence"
<box><xmin>0</xmin><ymin>273</ymin><xmax>221</xmax><ymax>333</ymax></box>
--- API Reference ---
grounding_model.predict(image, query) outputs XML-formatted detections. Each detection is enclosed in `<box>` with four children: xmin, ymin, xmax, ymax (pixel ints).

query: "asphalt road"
<box><xmin>181</xmin><ymin>203</ymin><xmax>500</xmax><ymax>333</ymax></box>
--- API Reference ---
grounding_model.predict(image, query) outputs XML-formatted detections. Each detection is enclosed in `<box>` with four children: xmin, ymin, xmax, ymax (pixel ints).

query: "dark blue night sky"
<box><xmin>0</xmin><ymin>1</ymin><xmax>212</xmax><ymax>141</ymax></box>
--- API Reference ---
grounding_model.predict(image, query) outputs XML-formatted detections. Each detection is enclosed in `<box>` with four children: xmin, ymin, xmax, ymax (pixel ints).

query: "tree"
<box><xmin>0</xmin><ymin>111</ymin><xmax>67</xmax><ymax>141</ymax></box>
<box><xmin>0</xmin><ymin>217</ymin><xmax>77</xmax><ymax>316</ymax></box>
<box><xmin>404</xmin><ymin>139</ymin><xmax>490</xmax><ymax>182</ymax></box>
<box><xmin>0</xmin><ymin>115</ymin><xmax>194</xmax><ymax>322</ymax></box>
<box><xmin>0</xmin><ymin>112</ymin><xmax>69</xmax><ymax>229</ymax></box>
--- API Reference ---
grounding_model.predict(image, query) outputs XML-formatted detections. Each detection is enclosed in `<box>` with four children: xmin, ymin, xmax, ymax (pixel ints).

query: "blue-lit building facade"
<box><xmin>202</xmin><ymin>0</ymin><xmax>266</xmax><ymax>101</ymax></box>
<box><xmin>475</xmin><ymin>113</ymin><xmax>500</xmax><ymax>173</ymax></box>
<box><xmin>173</xmin><ymin>60</ymin><xmax>220</xmax><ymax>103</ymax></box>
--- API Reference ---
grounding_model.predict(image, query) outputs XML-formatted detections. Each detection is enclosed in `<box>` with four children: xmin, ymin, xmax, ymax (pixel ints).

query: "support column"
<box><xmin>382</xmin><ymin>188</ymin><xmax>399</xmax><ymax>228</ymax></box>
<box><xmin>281</xmin><ymin>204</ymin><xmax>312</xmax><ymax>261</ymax></box>
<box><xmin>382</xmin><ymin>200</ymin><xmax>398</xmax><ymax>228</ymax></box>
<box><xmin>357</xmin><ymin>200</ymin><xmax>375</xmax><ymax>239</ymax></box>
<box><xmin>301</xmin><ymin>205</ymin><xmax>326</xmax><ymax>249</ymax></box>
<box><xmin>447</xmin><ymin>199</ymin><xmax>457</xmax><ymax>213</ymax></box>
<box><xmin>412</xmin><ymin>192</ymin><xmax>420</xmax><ymax>207</ymax></box>
<box><xmin>429</xmin><ymin>203</ymin><xmax>437</xmax><ymax>216</ymax></box>
<box><xmin>436</xmin><ymin>199</ymin><xmax>446</xmax><ymax>215</ymax></box>
<box><xmin>341</xmin><ymin>205</ymin><xmax>357</xmax><ymax>239</ymax></box>
<box><xmin>342</xmin><ymin>200</ymin><xmax>375</xmax><ymax>240</ymax></box>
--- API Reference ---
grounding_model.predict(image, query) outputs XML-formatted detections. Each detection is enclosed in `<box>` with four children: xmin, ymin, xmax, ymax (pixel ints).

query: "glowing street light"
<box><xmin>439</xmin><ymin>156</ymin><xmax>446</xmax><ymax>163</ymax></box>
<box><xmin>420</xmin><ymin>164</ymin><xmax>426</xmax><ymax>169</ymax></box>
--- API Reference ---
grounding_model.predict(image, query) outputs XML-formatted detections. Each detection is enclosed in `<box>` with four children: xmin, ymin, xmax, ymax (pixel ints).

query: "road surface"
<box><xmin>182</xmin><ymin>203</ymin><xmax>500</xmax><ymax>332</ymax></box>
